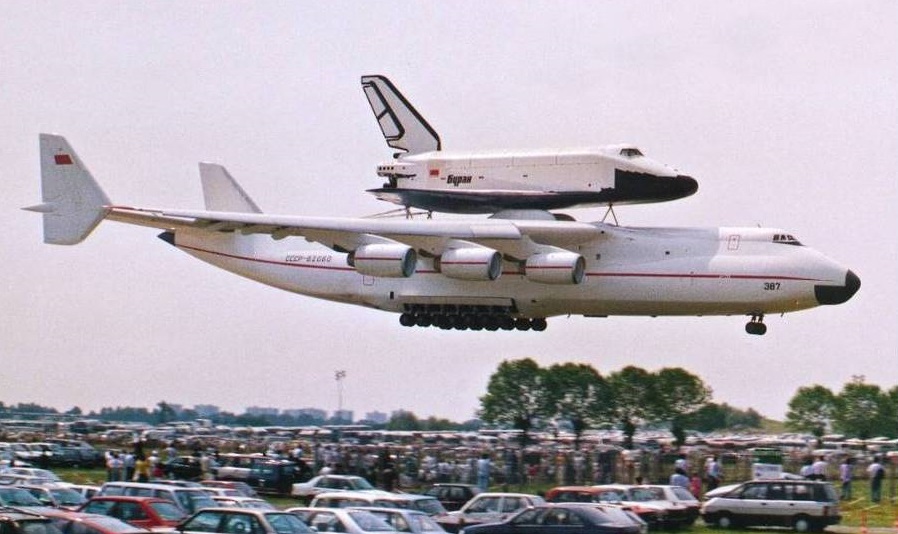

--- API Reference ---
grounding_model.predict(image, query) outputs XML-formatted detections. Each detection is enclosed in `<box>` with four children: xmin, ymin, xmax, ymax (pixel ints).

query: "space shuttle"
<box><xmin>361</xmin><ymin>75</ymin><xmax>699</xmax><ymax>214</ymax></box>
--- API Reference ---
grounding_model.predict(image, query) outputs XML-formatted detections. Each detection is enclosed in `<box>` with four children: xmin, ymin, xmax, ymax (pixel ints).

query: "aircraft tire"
<box><xmin>399</xmin><ymin>313</ymin><xmax>416</xmax><ymax>327</ymax></box>
<box><xmin>416</xmin><ymin>315</ymin><xmax>433</xmax><ymax>327</ymax></box>
<box><xmin>514</xmin><ymin>318</ymin><xmax>532</xmax><ymax>331</ymax></box>
<box><xmin>483</xmin><ymin>316</ymin><xmax>500</xmax><ymax>331</ymax></box>
<box><xmin>531</xmin><ymin>318</ymin><xmax>548</xmax><ymax>331</ymax></box>
<box><xmin>499</xmin><ymin>316</ymin><xmax>515</xmax><ymax>330</ymax></box>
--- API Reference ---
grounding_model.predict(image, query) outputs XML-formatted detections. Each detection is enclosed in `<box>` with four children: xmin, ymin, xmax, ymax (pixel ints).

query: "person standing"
<box><xmin>867</xmin><ymin>456</ymin><xmax>885</xmax><ymax>503</ymax></box>
<box><xmin>476</xmin><ymin>453</ymin><xmax>491</xmax><ymax>491</ymax></box>
<box><xmin>838</xmin><ymin>458</ymin><xmax>853</xmax><ymax>500</ymax></box>
<box><xmin>705</xmin><ymin>456</ymin><xmax>722</xmax><ymax>492</ymax></box>
<box><xmin>670</xmin><ymin>468</ymin><xmax>689</xmax><ymax>489</ymax></box>
<box><xmin>810</xmin><ymin>456</ymin><xmax>828</xmax><ymax>481</ymax></box>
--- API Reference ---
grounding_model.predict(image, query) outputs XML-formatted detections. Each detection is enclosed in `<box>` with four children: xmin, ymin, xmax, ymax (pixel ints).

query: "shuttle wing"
<box><xmin>106</xmin><ymin>206</ymin><xmax>603</xmax><ymax>260</ymax></box>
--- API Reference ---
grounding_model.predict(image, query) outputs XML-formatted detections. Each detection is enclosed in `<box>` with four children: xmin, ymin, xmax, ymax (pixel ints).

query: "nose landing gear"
<box><xmin>745</xmin><ymin>314</ymin><xmax>767</xmax><ymax>335</ymax></box>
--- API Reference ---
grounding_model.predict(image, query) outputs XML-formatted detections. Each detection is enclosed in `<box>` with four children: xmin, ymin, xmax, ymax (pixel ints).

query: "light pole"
<box><xmin>335</xmin><ymin>370</ymin><xmax>347</xmax><ymax>420</ymax></box>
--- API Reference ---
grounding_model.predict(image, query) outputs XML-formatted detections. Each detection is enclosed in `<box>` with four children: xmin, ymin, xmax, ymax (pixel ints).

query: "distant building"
<box><xmin>283</xmin><ymin>408</ymin><xmax>327</xmax><ymax>421</ymax></box>
<box><xmin>194</xmin><ymin>404</ymin><xmax>220</xmax><ymax>417</ymax></box>
<box><xmin>245</xmin><ymin>406</ymin><xmax>280</xmax><ymax>417</ymax></box>
<box><xmin>332</xmin><ymin>410</ymin><xmax>354</xmax><ymax>423</ymax></box>
<box><xmin>364</xmin><ymin>411</ymin><xmax>388</xmax><ymax>424</ymax></box>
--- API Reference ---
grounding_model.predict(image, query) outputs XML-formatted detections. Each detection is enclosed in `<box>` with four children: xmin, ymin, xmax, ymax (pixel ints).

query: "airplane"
<box><xmin>361</xmin><ymin>75</ymin><xmax>699</xmax><ymax>214</ymax></box>
<box><xmin>26</xmin><ymin>134</ymin><xmax>859</xmax><ymax>335</ymax></box>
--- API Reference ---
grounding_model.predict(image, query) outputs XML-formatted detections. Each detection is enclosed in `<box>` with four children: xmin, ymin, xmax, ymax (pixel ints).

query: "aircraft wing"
<box><xmin>106</xmin><ymin>206</ymin><xmax>604</xmax><ymax>260</ymax></box>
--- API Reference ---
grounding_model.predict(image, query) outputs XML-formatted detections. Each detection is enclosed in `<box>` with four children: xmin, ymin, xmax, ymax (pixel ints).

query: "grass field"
<box><xmin>54</xmin><ymin>468</ymin><xmax>898</xmax><ymax>530</ymax></box>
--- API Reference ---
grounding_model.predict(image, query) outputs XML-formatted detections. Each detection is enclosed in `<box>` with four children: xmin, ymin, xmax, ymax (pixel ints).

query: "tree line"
<box><xmin>786</xmin><ymin>375</ymin><xmax>898</xmax><ymax>443</ymax></box>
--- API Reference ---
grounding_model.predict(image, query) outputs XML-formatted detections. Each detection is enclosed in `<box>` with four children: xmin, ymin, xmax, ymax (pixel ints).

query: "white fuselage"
<box><xmin>171</xmin><ymin>223</ymin><xmax>848</xmax><ymax>319</ymax></box>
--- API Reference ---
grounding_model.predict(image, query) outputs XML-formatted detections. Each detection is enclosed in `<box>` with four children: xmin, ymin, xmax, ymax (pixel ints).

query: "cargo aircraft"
<box><xmin>361</xmin><ymin>75</ymin><xmax>699</xmax><ymax>214</ymax></box>
<box><xmin>27</xmin><ymin>134</ymin><xmax>859</xmax><ymax>335</ymax></box>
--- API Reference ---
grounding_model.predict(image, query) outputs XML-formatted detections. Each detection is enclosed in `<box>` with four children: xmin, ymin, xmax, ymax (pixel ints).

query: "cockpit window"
<box><xmin>619</xmin><ymin>147</ymin><xmax>643</xmax><ymax>158</ymax></box>
<box><xmin>773</xmin><ymin>234</ymin><xmax>803</xmax><ymax>246</ymax></box>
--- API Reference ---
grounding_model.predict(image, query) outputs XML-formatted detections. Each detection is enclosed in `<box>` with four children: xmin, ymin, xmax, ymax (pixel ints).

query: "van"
<box><xmin>310</xmin><ymin>491</ymin><xmax>447</xmax><ymax>516</ymax></box>
<box><xmin>701</xmin><ymin>480</ymin><xmax>840</xmax><ymax>532</ymax></box>
<box><xmin>98</xmin><ymin>481</ymin><xmax>218</xmax><ymax>514</ymax></box>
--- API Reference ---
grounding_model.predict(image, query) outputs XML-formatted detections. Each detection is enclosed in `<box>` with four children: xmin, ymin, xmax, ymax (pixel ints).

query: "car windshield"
<box><xmin>150</xmin><ymin>501</ymin><xmax>188</xmax><ymax>520</ymax></box>
<box><xmin>80</xmin><ymin>517</ymin><xmax>145</xmax><ymax>533</ymax></box>
<box><xmin>411</xmin><ymin>498</ymin><xmax>446</xmax><ymax>515</ymax></box>
<box><xmin>264</xmin><ymin>513</ymin><xmax>314</xmax><ymax>534</ymax></box>
<box><xmin>50</xmin><ymin>488</ymin><xmax>87</xmax><ymax>506</ymax></box>
<box><xmin>347</xmin><ymin>511</ymin><xmax>396</xmax><ymax>532</ymax></box>
<box><xmin>671</xmin><ymin>487</ymin><xmax>696</xmax><ymax>501</ymax></box>
<box><xmin>20</xmin><ymin>521</ymin><xmax>65</xmax><ymax>534</ymax></box>
<box><xmin>628</xmin><ymin>488</ymin><xmax>664</xmax><ymax>501</ymax></box>
<box><xmin>349</xmin><ymin>478</ymin><xmax>375</xmax><ymax>491</ymax></box>
<box><xmin>0</xmin><ymin>487</ymin><xmax>44</xmax><ymax>506</ymax></box>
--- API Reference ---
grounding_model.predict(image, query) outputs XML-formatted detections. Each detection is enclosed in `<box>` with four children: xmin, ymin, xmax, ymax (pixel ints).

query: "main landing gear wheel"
<box><xmin>745</xmin><ymin>314</ymin><xmax>767</xmax><ymax>335</ymax></box>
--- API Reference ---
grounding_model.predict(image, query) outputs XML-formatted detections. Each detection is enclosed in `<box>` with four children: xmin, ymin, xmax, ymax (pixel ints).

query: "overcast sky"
<box><xmin>1</xmin><ymin>1</ymin><xmax>895</xmax><ymax>424</ymax></box>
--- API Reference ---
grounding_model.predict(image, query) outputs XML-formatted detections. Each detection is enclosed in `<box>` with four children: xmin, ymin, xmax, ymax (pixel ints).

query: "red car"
<box><xmin>79</xmin><ymin>495</ymin><xmax>187</xmax><ymax>529</ymax></box>
<box><xmin>34</xmin><ymin>509</ymin><xmax>147</xmax><ymax>534</ymax></box>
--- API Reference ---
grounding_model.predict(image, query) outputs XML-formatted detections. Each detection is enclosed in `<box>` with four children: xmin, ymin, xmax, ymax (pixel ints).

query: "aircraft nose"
<box><xmin>674</xmin><ymin>174</ymin><xmax>699</xmax><ymax>197</ymax></box>
<box><xmin>815</xmin><ymin>269</ymin><xmax>861</xmax><ymax>305</ymax></box>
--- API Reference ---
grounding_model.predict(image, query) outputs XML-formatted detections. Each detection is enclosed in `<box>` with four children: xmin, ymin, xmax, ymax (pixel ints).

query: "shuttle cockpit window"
<box><xmin>773</xmin><ymin>234</ymin><xmax>803</xmax><ymax>246</ymax></box>
<box><xmin>619</xmin><ymin>147</ymin><xmax>643</xmax><ymax>158</ymax></box>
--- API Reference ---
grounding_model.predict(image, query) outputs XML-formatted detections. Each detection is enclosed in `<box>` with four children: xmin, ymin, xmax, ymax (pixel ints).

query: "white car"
<box><xmin>291</xmin><ymin>475</ymin><xmax>382</xmax><ymax>499</ymax></box>
<box><xmin>287</xmin><ymin>507</ymin><xmax>397</xmax><ymax>534</ymax></box>
<box><xmin>435</xmin><ymin>493</ymin><xmax>545</xmax><ymax>533</ymax></box>
<box><xmin>701</xmin><ymin>480</ymin><xmax>841</xmax><ymax>532</ymax></box>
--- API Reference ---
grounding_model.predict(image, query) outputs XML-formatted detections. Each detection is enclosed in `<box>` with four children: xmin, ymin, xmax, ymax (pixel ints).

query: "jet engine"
<box><xmin>347</xmin><ymin>243</ymin><xmax>417</xmax><ymax>278</ymax></box>
<box><xmin>525</xmin><ymin>252</ymin><xmax>586</xmax><ymax>285</ymax></box>
<box><xmin>434</xmin><ymin>247</ymin><xmax>503</xmax><ymax>281</ymax></box>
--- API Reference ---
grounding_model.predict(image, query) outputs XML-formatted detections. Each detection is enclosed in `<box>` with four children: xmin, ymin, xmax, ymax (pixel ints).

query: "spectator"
<box><xmin>867</xmin><ymin>456</ymin><xmax>885</xmax><ymax>503</ymax></box>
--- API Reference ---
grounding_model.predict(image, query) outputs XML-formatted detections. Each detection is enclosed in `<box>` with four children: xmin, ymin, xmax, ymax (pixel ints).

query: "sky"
<box><xmin>1</xmin><ymin>1</ymin><xmax>895</xmax><ymax>424</ymax></box>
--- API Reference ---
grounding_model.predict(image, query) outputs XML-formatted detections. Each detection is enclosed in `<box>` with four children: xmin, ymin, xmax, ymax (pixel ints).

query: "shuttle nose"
<box><xmin>674</xmin><ymin>174</ymin><xmax>699</xmax><ymax>197</ymax></box>
<box><xmin>613</xmin><ymin>170</ymin><xmax>699</xmax><ymax>202</ymax></box>
<box><xmin>815</xmin><ymin>269</ymin><xmax>861</xmax><ymax>305</ymax></box>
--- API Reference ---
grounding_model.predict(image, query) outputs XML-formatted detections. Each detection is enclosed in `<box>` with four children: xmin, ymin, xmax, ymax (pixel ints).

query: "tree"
<box><xmin>833</xmin><ymin>377</ymin><xmax>891</xmax><ymax>439</ymax></box>
<box><xmin>786</xmin><ymin>385</ymin><xmax>837</xmax><ymax>445</ymax></box>
<box><xmin>386</xmin><ymin>410</ymin><xmax>421</xmax><ymax>431</ymax></box>
<box><xmin>154</xmin><ymin>401</ymin><xmax>177</xmax><ymax>424</ymax></box>
<box><xmin>652</xmin><ymin>367</ymin><xmax>712</xmax><ymax>447</ymax></box>
<box><xmin>608</xmin><ymin>366</ymin><xmax>655</xmax><ymax>449</ymax></box>
<box><xmin>542</xmin><ymin>363</ymin><xmax>613</xmax><ymax>450</ymax></box>
<box><xmin>479</xmin><ymin>358</ymin><xmax>548</xmax><ymax>446</ymax></box>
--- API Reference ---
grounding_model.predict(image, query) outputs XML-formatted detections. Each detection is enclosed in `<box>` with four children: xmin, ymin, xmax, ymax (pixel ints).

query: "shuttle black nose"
<box><xmin>675</xmin><ymin>174</ymin><xmax>699</xmax><ymax>197</ymax></box>
<box><xmin>815</xmin><ymin>269</ymin><xmax>861</xmax><ymax>305</ymax></box>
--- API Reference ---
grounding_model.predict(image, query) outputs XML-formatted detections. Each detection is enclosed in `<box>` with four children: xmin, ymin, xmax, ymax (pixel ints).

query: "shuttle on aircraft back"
<box><xmin>27</xmin><ymin>134</ymin><xmax>859</xmax><ymax>335</ymax></box>
<box><xmin>361</xmin><ymin>75</ymin><xmax>698</xmax><ymax>214</ymax></box>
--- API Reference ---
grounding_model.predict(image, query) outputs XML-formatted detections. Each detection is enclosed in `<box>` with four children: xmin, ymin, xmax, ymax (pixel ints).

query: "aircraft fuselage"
<box><xmin>167</xmin><ymin>223</ymin><xmax>857</xmax><ymax>322</ymax></box>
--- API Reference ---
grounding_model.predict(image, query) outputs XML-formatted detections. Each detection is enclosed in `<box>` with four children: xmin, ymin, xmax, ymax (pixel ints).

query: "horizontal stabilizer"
<box><xmin>199</xmin><ymin>162</ymin><xmax>262</xmax><ymax>213</ymax></box>
<box><xmin>25</xmin><ymin>134</ymin><xmax>110</xmax><ymax>245</ymax></box>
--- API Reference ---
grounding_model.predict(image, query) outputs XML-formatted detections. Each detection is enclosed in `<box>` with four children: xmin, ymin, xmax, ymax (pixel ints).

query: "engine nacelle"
<box><xmin>525</xmin><ymin>252</ymin><xmax>586</xmax><ymax>285</ymax></box>
<box><xmin>434</xmin><ymin>247</ymin><xmax>502</xmax><ymax>281</ymax></box>
<box><xmin>347</xmin><ymin>244</ymin><xmax>417</xmax><ymax>278</ymax></box>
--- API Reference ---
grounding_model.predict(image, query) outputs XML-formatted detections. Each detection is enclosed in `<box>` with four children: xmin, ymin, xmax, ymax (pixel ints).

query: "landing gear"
<box><xmin>397</xmin><ymin>313</ymin><xmax>548</xmax><ymax>332</ymax></box>
<box><xmin>745</xmin><ymin>314</ymin><xmax>767</xmax><ymax>335</ymax></box>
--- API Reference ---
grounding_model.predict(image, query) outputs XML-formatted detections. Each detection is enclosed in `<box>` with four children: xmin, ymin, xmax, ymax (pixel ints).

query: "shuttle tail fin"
<box><xmin>24</xmin><ymin>134</ymin><xmax>111</xmax><ymax>245</ymax></box>
<box><xmin>199</xmin><ymin>162</ymin><xmax>262</xmax><ymax>213</ymax></box>
<box><xmin>361</xmin><ymin>74</ymin><xmax>441</xmax><ymax>156</ymax></box>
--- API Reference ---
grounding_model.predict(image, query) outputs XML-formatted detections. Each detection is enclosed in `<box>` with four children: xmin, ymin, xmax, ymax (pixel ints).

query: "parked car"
<box><xmin>311</xmin><ymin>492</ymin><xmax>447</xmax><ymax>516</ymax></box>
<box><xmin>210</xmin><ymin>496</ymin><xmax>276</xmax><ymax>509</ymax></box>
<box><xmin>176</xmin><ymin>507</ymin><xmax>315</xmax><ymax>534</ymax></box>
<box><xmin>79</xmin><ymin>495</ymin><xmax>187</xmax><ymax>529</ymax></box>
<box><xmin>436</xmin><ymin>493</ymin><xmax>545</xmax><ymax>533</ymax></box>
<box><xmin>66</xmin><ymin>484</ymin><xmax>102</xmax><ymax>500</ymax></box>
<box><xmin>291</xmin><ymin>475</ymin><xmax>380</xmax><ymax>500</ymax></box>
<box><xmin>22</xmin><ymin>483</ymin><xmax>88</xmax><ymax>510</ymax></box>
<box><xmin>200</xmin><ymin>480</ymin><xmax>257</xmax><ymax>498</ymax></box>
<box><xmin>351</xmin><ymin>507</ymin><xmax>446</xmax><ymax>534</ymax></box>
<box><xmin>0</xmin><ymin>467</ymin><xmax>62</xmax><ymax>481</ymax></box>
<box><xmin>423</xmin><ymin>484</ymin><xmax>481</xmax><ymax>512</ymax></box>
<box><xmin>37</xmin><ymin>509</ymin><xmax>148</xmax><ymax>534</ymax></box>
<box><xmin>458</xmin><ymin>504</ymin><xmax>646</xmax><ymax>534</ymax></box>
<box><xmin>0</xmin><ymin>508</ymin><xmax>64</xmax><ymax>534</ymax></box>
<box><xmin>0</xmin><ymin>485</ymin><xmax>46</xmax><ymax>507</ymax></box>
<box><xmin>623</xmin><ymin>485</ymin><xmax>699</xmax><ymax>528</ymax></box>
<box><xmin>545</xmin><ymin>486</ymin><xmax>664</xmax><ymax>530</ymax></box>
<box><xmin>98</xmin><ymin>482</ymin><xmax>219</xmax><ymax>515</ymax></box>
<box><xmin>287</xmin><ymin>507</ymin><xmax>397</xmax><ymax>534</ymax></box>
<box><xmin>701</xmin><ymin>479</ymin><xmax>841</xmax><ymax>532</ymax></box>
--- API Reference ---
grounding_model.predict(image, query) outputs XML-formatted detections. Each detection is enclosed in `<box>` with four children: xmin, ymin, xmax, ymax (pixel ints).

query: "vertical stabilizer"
<box><xmin>199</xmin><ymin>162</ymin><xmax>262</xmax><ymax>213</ymax></box>
<box><xmin>25</xmin><ymin>134</ymin><xmax>111</xmax><ymax>245</ymax></box>
<box><xmin>361</xmin><ymin>75</ymin><xmax>441</xmax><ymax>156</ymax></box>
